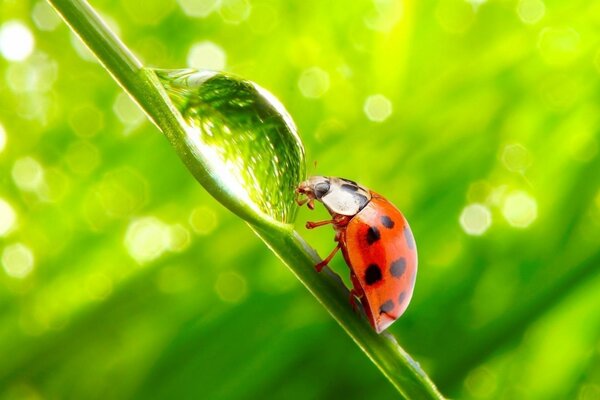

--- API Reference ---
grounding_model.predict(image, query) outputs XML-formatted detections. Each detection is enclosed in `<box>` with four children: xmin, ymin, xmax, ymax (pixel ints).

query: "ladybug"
<box><xmin>296</xmin><ymin>176</ymin><xmax>417</xmax><ymax>333</ymax></box>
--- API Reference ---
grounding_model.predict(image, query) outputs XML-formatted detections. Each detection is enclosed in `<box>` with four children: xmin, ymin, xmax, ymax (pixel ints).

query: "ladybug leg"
<box><xmin>306</xmin><ymin>219</ymin><xmax>335</xmax><ymax>229</ymax></box>
<box><xmin>349</xmin><ymin>274</ymin><xmax>365</xmax><ymax>313</ymax></box>
<box><xmin>307</xmin><ymin>214</ymin><xmax>349</xmax><ymax>230</ymax></box>
<box><xmin>314</xmin><ymin>244</ymin><xmax>340</xmax><ymax>272</ymax></box>
<box><xmin>349</xmin><ymin>288</ymin><xmax>361</xmax><ymax>312</ymax></box>
<box><xmin>295</xmin><ymin>194</ymin><xmax>315</xmax><ymax>209</ymax></box>
<box><xmin>295</xmin><ymin>197</ymin><xmax>308</xmax><ymax>206</ymax></box>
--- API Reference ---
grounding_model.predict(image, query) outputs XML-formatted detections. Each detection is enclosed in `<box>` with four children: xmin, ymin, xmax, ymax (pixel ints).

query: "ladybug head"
<box><xmin>296</xmin><ymin>176</ymin><xmax>331</xmax><ymax>210</ymax></box>
<box><xmin>296</xmin><ymin>176</ymin><xmax>371</xmax><ymax>216</ymax></box>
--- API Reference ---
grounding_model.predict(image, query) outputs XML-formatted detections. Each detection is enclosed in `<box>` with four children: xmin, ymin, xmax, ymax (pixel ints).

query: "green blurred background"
<box><xmin>1</xmin><ymin>0</ymin><xmax>600</xmax><ymax>398</ymax></box>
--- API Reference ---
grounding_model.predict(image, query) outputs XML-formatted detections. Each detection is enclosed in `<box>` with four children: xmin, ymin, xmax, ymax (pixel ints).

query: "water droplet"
<box><xmin>155</xmin><ymin>69</ymin><xmax>305</xmax><ymax>224</ymax></box>
<box><xmin>0</xmin><ymin>20</ymin><xmax>35</xmax><ymax>61</ymax></box>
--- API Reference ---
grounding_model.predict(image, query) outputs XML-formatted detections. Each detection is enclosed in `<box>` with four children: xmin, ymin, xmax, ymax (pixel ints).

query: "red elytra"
<box><xmin>296</xmin><ymin>176</ymin><xmax>417</xmax><ymax>333</ymax></box>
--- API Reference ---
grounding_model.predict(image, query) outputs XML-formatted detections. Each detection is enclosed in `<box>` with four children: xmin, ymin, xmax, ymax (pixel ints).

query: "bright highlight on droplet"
<box><xmin>517</xmin><ymin>0</ymin><xmax>545</xmax><ymax>25</ymax></box>
<box><xmin>502</xmin><ymin>191</ymin><xmax>538</xmax><ymax>228</ymax></box>
<box><xmin>2</xmin><ymin>243</ymin><xmax>35</xmax><ymax>279</ymax></box>
<box><xmin>0</xmin><ymin>21</ymin><xmax>35</xmax><ymax>61</ymax></box>
<box><xmin>12</xmin><ymin>157</ymin><xmax>44</xmax><ymax>192</ymax></box>
<box><xmin>125</xmin><ymin>217</ymin><xmax>171</xmax><ymax>264</ymax></box>
<box><xmin>364</xmin><ymin>94</ymin><xmax>393</xmax><ymax>122</ymax></box>
<box><xmin>460</xmin><ymin>203</ymin><xmax>492</xmax><ymax>236</ymax></box>
<box><xmin>0</xmin><ymin>122</ymin><xmax>6</xmax><ymax>153</ymax></box>
<box><xmin>298</xmin><ymin>67</ymin><xmax>330</xmax><ymax>99</ymax></box>
<box><xmin>215</xmin><ymin>271</ymin><xmax>248</xmax><ymax>303</ymax></box>
<box><xmin>187</xmin><ymin>41</ymin><xmax>226</xmax><ymax>71</ymax></box>
<box><xmin>0</xmin><ymin>199</ymin><xmax>17</xmax><ymax>237</ymax></box>
<box><xmin>189</xmin><ymin>206</ymin><xmax>218</xmax><ymax>235</ymax></box>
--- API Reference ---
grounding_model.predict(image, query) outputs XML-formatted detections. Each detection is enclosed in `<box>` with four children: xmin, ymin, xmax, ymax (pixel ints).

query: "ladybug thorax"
<box><xmin>305</xmin><ymin>176</ymin><xmax>372</xmax><ymax>216</ymax></box>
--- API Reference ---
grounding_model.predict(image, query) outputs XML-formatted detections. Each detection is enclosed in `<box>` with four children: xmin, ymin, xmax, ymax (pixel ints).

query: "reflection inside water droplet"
<box><xmin>155</xmin><ymin>69</ymin><xmax>305</xmax><ymax>224</ymax></box>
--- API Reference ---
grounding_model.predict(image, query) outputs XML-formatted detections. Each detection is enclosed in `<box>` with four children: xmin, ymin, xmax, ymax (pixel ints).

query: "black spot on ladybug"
<box><xmin>390</xmin><ymin>258</ymin><xmax>406</xmax><ymax>278</ymax></box>
<box><xmin>365</xmin><ymin>264</ymin><xmax>382</xmax><ymax>285</ymax></box>
<box><xmin>379</xmin><ymin>300</ymin><xmax>394</xmax><ymax>314</ymax></box>
<box><xmin>398</xmin><ymin>291</ymin><xmax>406</xmax><ymax>305</ymax></box>
<box><xmin>314</xmin><ymin>181</ymin><xmax>330</xmax><ymax>198</ymax></box>
<box><xmin>341</xmin><ymin>183</ymin><xmax>359</xmax><ymax>193</ymax></box>
<box><xmin>404</xmin><ymin>225</ymin><xmax>415</xmax><ymax>249</ymax></box>
<box><xmin>381</xmin><ymin>215</ymin><xmax>395</xmax><ymax>229</ymax></box>
<box><xmin>355</xmin><ymin>193</ymin><xmax>369</xmax><ymax>210</ymax></box>
<box><xmin>366</xmin><ymin>226</ymin><xmax>381</xmax><ymax>245</ymax></box>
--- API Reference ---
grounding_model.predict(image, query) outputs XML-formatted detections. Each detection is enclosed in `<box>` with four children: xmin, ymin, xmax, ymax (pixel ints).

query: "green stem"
<box><xmin>46</xmin><ymin>1</ymin><xmax>445</xmax><ymax>398</ymax></box>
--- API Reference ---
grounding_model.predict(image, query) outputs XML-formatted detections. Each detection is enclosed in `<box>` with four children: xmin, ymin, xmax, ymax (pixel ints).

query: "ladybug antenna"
<box><xmin>309</xmin><ymin>160</ymin><xmax>318</xmax><ymax>177</ymax></box>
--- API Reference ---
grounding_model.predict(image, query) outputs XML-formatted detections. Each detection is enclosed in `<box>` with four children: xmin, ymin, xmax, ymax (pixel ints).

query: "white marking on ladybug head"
<box><xmin>297</xmin><ymin>176</ymin><xmax>371</xmax><ymax>216</ymax></box>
